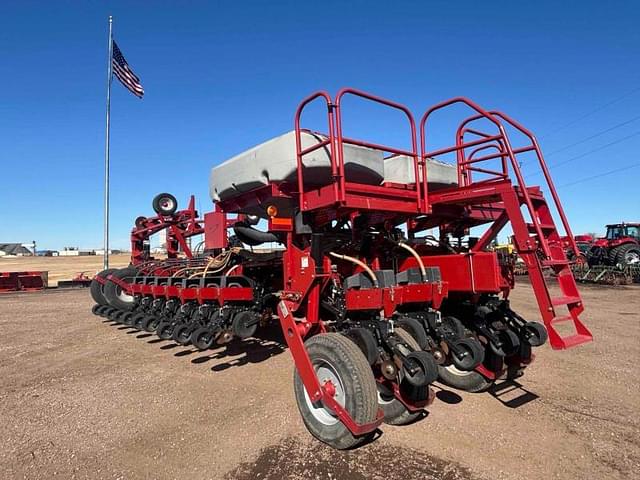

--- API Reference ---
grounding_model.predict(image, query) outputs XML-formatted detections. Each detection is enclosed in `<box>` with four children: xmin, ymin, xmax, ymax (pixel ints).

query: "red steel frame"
<box><xmin>112</xmin><ymin>88</ymin><xmax>593</xmax><ymax>438</ymax></box>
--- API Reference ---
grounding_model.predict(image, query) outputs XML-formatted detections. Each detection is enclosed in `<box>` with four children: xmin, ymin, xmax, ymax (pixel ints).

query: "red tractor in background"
<box><xmin>586</xmin><ymin>223</ymin><xmax>640</xmax><ymax>267</ymax></box>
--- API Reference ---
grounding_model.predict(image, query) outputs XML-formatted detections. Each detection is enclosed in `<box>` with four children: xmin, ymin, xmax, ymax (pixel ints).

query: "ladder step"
<box><xmin>551</xmin><ymin>296</ymin><xmax>582</xmax><ymax>307</ymax></box>
<box><xmin>559</xmin><ymin>334</ymin><xmax>593</xmax><ymax>349</ymax></box>
<box><xmin>551</xmin><ymin>314</ymin><xmax>573</xmax><ymax>324</ymax></box>
<box><xmin>526</xmin><ymin>222</ymin><xmax>556</xmax><ymax>233</ymax></box>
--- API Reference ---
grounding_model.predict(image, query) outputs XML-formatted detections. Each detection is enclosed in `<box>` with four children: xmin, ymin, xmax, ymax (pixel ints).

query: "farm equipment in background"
<box><xmin>89</xmin><ymin>88</ymin><xmax>592</xmax><ymax>449</ymax></box>
<box><xmin>586</xmin><ymin>223</ymin><xmax>640</xmax><ymax>267</ymax></box>
<box><xmin>58</xmin><ymin>272</ymin><xmax>93</xmax><ymax>288</ymax></box>
<box><xmin>0</xmin><ymin>271</ymin><xmax>48</xmax><ymax>292</ymax></box>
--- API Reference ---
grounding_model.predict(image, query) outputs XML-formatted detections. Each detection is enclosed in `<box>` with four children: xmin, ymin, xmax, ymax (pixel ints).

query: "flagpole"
<box><xmin>103</xmin><ymin>16</ymin><xmax>113</xmax><ymax>270</ymax></box>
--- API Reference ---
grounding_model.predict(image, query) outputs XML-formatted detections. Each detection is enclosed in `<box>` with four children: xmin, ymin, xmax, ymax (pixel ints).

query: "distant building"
<box><xmin>0</xmin><ymin>243</ymin><xmax>33</xmax><ymax>256</ymax></box>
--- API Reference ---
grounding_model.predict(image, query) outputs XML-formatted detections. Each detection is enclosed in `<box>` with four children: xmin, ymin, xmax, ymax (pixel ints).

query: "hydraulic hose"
<box><xmin>397</xmin><ymin>242</ymin><xmax>427</xmax><ymax>281</ymax></box>
<box><xmin>233</xmin><ymin>223</ymin><xmax>279</xmax><ymax>246</ymax></box>
<box><xmin>329</xmin><ymin>252</ymin><xmax>379</xmax><ymax>288</ymax></box>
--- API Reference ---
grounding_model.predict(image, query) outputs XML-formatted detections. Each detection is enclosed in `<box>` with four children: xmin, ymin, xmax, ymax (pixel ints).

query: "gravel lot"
<box><xmin>0</xmin><ymin>281</ymin><xmax>638</xmax><ymax>480</ymax></box>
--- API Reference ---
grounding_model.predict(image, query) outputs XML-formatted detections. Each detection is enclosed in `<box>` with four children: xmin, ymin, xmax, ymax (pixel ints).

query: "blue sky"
<box><xmin>1</xmin><ymin>1</ymin><xmax>638</xmax><ymax>249</ymax></box>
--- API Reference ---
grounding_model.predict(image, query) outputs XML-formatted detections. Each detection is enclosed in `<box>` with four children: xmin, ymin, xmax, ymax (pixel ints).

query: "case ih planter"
<box><xmin>90</xmin><ymin>88</ymin><xmax>592</xmax><ymax>449</ymax></box>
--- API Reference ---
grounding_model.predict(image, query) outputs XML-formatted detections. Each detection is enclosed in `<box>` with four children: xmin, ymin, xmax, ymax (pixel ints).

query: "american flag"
<box><xmin>111</xmin><ymin>41</ymin><xmax>144</xmax><ymax>98</ymax></box>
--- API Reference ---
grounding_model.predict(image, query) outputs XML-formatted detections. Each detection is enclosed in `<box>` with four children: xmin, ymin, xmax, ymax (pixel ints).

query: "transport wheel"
<box><xmin>152</xmin><ymin>193</ymin><xmax>178</xmax><ymax>216</ymax></box>
<box><xmin>522</xmin><ymin>322</ymin><xmax>548</xmax><ymax>347</ymax></box>
<box><xmin>347</xmin><ymin>327</ymin><xmax>379</xmax><ymax>365</ymax></box>
<box><xmin>156</xmin><ymin>321</ymin><xmax>175</xmax><ymax>340</ymax></box>
<box><xmin>293</xmin><ymin>333</ymin><xmax>378</xmax><ymax>450</ymax></box>
<box><xmin>103</xmin><ymin>267</ymin><xmax>138</xmax><ymax>311</ymax></box>
<box><xmin>141</xmin><ymin>315</ymin><xmax>160</xmax><ymax>333</ymax></box>
<box><xmin>172</xmin><ymin>324</ymin><xmax>194</xmax><ymax>345</ymax></box>
<box><xmin>378</xmin><ymin>382</ymin><xmax>427</xmax><ymax>426</ymax></box>
<box><xmin>615</xmin><ymin>244</ymin><xmax>640</xmax><ymax>266</ymax></box>
<box><xmin>396</xmin><ymin>316</ymin><xmax>429</xmax><ymax>349</ymax></box>
<box><xmin>438</xmin><ymin>364</ymin><xmax>493</xmax><ymax>393</ymax></box>
<box><xmin>450</xmin><ymin>337</ymin><xmax>484</xmax><ymax>371</ymax></box>
<box><xmin>191</xmin><ymin>327</ymin><xmax>216</xmax><ymax>350</ymax></box>
<box><xmin>90</xmin><ymin>268</ymin><xmax>117</xmax><ymax>305</ymax></box>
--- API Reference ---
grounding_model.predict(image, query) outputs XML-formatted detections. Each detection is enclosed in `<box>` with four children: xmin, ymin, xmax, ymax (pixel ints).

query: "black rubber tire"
<box><xmin>396</xmin><ymin>317</ymin><xmax>429</xmax><ymax>349</ymax></box>
<box><xmin>102</xmin><ymin>306</ymin><xmax>115</xmax><ymax>318</ymax></box>
<box><xmin>141</xmin><ymin>315</ymin><xmax>160</xmax><ymax>332</ymax></box>
<box><xmin>132</xmin><ymin>312</ymin><xmax>146</xmax><ymax>330</ymax></box>
<box><xmin>438</xmin><ymin>366</ymin><xmax>493</xmax><ymax>393</ymax></box>
<box><xmin>450</xmin><ymin>337</ymin><xmax>485</xmax><ymax>371</ymax></box>
<box><xmin>156</xmin><ymin>321</ymin><xmax>175</xmax><ymax>340</ymax></box>
<box><xmin>523</xmin><ymin>322</ymin><xmax>548</xmax><ymax>347</ymax></box>
<box><xmin>231</xmin><ymin>311</ymin><xmax>258</xmax><ymax>339</ymax></box>
<box><xmin>441</xmin><ymin>316</ymin><xmax>465</xmax><ymax>340</ymax></box>
<box><xmin>404</xmin><ymin>350</ymin><xmax>439</xmax><ymax>387</ymax></box>
<box><xmin>293</xmin><ymin>333</ymin><xmax>378</xmax><ymax>450</ymax></box>
<box><xmin>152</xmin><ymin>193</ymin><xmax>178</xmax><ymax>216</ymax></box>
<box><xmin>614</xmin><ymin>244</ymin><xmax>640</xmax><ymax>266</ymax></box>
<box><xmin>108</xmin><ymin>309</ymin><xmax>122</xmax><ymax>322</ymax></box>
<box><xmin>103</xmin><ymin>267</ymin><xmax>138</xmax><ymax>311</ymax></box>
<box><xmin>172</xmin><ymin>323</ymin><xmax>194</xmax><ymax>345</ymax></box>
<box><xmin>378</xmin><ymin>382</ymin><xmax>428</xmax><ymax>426</ymax></box>
<box><xmin>121</xmin><ymin>312</ymin><xmax>135</xmax><ymax>326</ymax></box>
<box><xmin>191</xmin><ymin>327</ymin><xmax>216</xmax><ymax>350</ymax></box>
<box><xmin>91</xmin><ymin>304</ymin><xmax>102</xmax><ymax>315</ymax></box>
<box><xmin>90</xmin><ymin>268</ymin><xmax>117</xmax><ymax>305</ymax></box>
<box><xmin>134</xmin><ymin>216</ymin><xmax>147</xmax><ymax>229</ymax></box>
<box><xmin>347</xmin><ymin>327</ymin><xmax>379</xmax><ymax>365</ymax></box>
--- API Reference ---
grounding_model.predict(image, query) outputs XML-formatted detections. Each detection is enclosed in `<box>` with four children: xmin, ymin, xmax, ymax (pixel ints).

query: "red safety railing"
<box><xmin>294</xmin><ymin>88</ymin><xmax>425</xmax><ymax>213</ymax></box>
<box><xmin>420</xmin><ymin>98</ymin><xmax>554</xmax><ymax>258</ymax></box>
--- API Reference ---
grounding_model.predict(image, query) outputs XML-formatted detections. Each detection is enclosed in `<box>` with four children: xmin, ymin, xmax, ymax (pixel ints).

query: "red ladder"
<box><xmin>504</xmin><ymin>188</ymin><xmax>592</xmax><ymax>349</ymax></box>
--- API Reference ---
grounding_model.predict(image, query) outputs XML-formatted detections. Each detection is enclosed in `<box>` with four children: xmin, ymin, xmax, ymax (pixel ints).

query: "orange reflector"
<box><xmin>266</xmin><ymin>205</ymin><xmax>278</xmax><ymax>217</ymax></box>
<box><xmin>270</xmin><ymin>217</ymin><xmax>292</xmax><ymax>226</ymax></box>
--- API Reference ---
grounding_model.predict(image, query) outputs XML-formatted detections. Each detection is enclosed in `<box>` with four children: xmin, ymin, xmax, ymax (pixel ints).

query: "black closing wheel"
<box><xmin>103</xmin><ymin>267</ymin><xmax>138</xmax><ymax>311</ymax></box>
<box><xmin>141</xmin><ymin>315</ymin><xmax>160</xmax><ymax>333</ymax></box>
<box><xmin>152</xmin><ymin>193</ymin><xmax>178</xmax><ymax>216</ymax></box>
<box><xmin>403</xmin><ymin>350</ymin><xmax>439</xmax><ymax>387</ymax></box>
<box><xmin>490</xmin><ymin>329</ymin><xmax>520</xmax><ymax>357</ymax></box>
<box><xmin>191</xmin><ymin>327</ymin><xmax>216</xmax><ymax>350</ymax></box>
<box><xmin>172</xmin><ymin>323</ymin><xmax>194</xmax><ymax>345</ymax></box>
<box><xmin>450</xmin><ymin>337</ymin><xmax>485</xmax><ymax>371</ymax></box>
<box><xmin>156</xmin><ymin>321</ymin><xmax>175</xmax><ymax>340</ymax></box>
<box><xmin>90</xmin><ymin>268</ymin><xmax>117</xmax><ymax>305</ymax></box>
<box><xmin>293</xmin><ymin>333</ymin><xmax>378</xmax><ymax>450</ymax></box>
<box><xmin>231</xmin><ymin>311</ymin><xmax>259</xmax><ymax>339</ymax></box>
<box><xmin>396</xmin><ymin>316</ymin><xmax>429</xmax><ymax>349</ymax></box>
<box><xmin>523</xmin><ymin>321</ymin><xmax>548</xmax><ymax>347</ymax></box>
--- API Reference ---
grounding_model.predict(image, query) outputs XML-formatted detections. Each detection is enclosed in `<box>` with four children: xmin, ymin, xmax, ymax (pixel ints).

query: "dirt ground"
<box><xmin>0</xmin><ymin>254</ymin><xmax>131</xmax><ymax>286</ymax></box>
<box><xmin>0</xmin><ymin>280</ymin><xmax>638</xmax><ymax>480</ymax></box>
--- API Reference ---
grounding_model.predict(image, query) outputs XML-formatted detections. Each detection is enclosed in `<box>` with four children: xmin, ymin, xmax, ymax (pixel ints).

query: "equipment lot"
<box><xmin>0</xmin><ymin>281</ymin><xmax>638</xmax><ymax>480</ymax></box>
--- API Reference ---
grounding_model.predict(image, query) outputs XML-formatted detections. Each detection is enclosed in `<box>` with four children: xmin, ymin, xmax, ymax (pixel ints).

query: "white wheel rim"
<box><xmin>161</xmin><ymin>198</ymin><xmax>175</xmax><ymax>211</ymax></box>
<box><xmin>303</xmin><ymin>360</ymin><xmax>345</xmax><ymax>426</ymax></box>
<box><xmin>116</xmin><ymin>285</ymin><xmax>134</xmax><ymax>303</ymax></box>
<box><xmin>444</xmin><ymin>364</ymin><xmax>474</xmax><ymax>377</ymax></box>
<box><xmin>376</xmin><ymin>385</ymin><xmax>395</xmax><ymax>405</ymax></box>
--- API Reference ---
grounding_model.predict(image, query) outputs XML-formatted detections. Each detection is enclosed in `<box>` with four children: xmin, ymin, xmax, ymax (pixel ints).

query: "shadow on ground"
<box><xmin>224</xmin><ymin>437</ymin><xmax>481</xmax><ymax>480</ymax></box>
